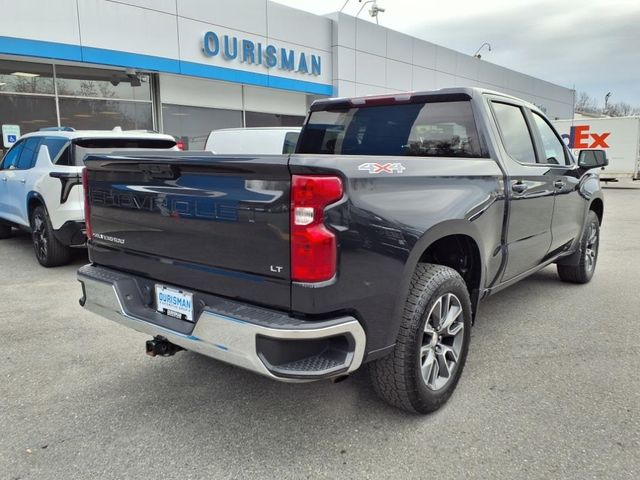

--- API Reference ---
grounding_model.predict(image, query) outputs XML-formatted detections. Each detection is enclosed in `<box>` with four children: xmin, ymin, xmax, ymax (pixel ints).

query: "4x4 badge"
<box><xmin>358</xmin><ymin>162</ymin><xmax>406</xmax><ymax>174</ymax></box>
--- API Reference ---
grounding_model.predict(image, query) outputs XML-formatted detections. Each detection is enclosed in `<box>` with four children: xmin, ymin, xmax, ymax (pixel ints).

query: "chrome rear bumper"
<box><xmin>77</xmin><ymin>264</ymin><xmax>366</xmax><ymax>381</ymax></box>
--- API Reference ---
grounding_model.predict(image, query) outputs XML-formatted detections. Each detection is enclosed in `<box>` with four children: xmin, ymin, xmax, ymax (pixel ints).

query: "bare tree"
<box><xmin>575</xmin><ymin>91</ymin><xmax>640</xmax><ymax>117</ymax></box>
<box><xmin>607</xmin><ymin>102</ymin><xmax>634</xmax><ymax>117</ymax></box>
<box><xmin>575</xmin><ymin>91</ymin><xmax>599</xmax><ymax>113</ymax></box>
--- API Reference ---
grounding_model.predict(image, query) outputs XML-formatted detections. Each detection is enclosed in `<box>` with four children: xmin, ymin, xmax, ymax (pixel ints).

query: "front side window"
<box><xmin>0</xmin><ymin>141</ymin><xmax>24</xmax><ymax>169</ymax></box>
<box><xmin>531</xmin><ymin>112</ymin><xmax>568</xmax><ymax>165</ymax></box>
<box><xmin>492</xmin><ymin>102</ymin><xmax>536</xmax><ymax>164</ymax></box>
<box><xmin>16</xmin><ymin>137</ymin><xmax>41</xmax><ymax>169</ymax></box>
<box><xmin>297</xmin><ymin>101</ymin><xmax>484</xmax><ymax>158</ymax></box>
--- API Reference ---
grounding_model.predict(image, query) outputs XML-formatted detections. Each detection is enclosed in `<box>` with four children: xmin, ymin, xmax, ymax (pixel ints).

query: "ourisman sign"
<box><xmin>201</xmin><ymin>31</ymin><xmax>322</xmax><ymax>76</ymax></box>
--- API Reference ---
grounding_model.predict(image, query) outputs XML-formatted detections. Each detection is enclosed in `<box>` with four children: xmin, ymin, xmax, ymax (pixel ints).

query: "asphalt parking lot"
<box><xmin>1</xmin><ymin>187</ymin><xmax>639</xmax><ymax>480</ymax></box>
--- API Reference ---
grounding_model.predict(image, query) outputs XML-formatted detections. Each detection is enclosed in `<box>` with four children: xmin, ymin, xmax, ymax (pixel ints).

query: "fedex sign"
<box><xmin>561</xmin><ymin>125</ymin><xmax>610</xmax><ymax>149</ymax></box>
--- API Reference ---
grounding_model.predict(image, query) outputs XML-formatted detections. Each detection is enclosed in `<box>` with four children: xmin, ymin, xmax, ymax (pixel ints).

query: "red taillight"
<box><xmin>176</xmin><ymin>139</ymin><xmax>185</xmax><ymax>151</ymax></box>
<box><xmin>291</xmin><ymin>175</ymin><xmax>343</xmax><ymax>283</ymax></box>
<box><xmin>82</xmin><ymin>167</ymin><xmax>93</xmax><ymax>240</ymax></box>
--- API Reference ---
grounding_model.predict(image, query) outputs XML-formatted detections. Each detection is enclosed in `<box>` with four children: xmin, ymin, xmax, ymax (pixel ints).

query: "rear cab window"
<box><xmin>297</xmin><ymin>100</ymin><xmax>485</xmax><ymax>158</ymax></box>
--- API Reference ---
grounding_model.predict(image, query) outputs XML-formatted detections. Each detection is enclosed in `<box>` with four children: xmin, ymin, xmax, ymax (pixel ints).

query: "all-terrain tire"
<box><xmin>30</xmin><ymin>205</ymin><xmax>72</xmax><ymax>267</ymax></box>
<box><xmin>557</xmin><ymin>211</ymin><xmax>599</xmax><ymax>284</ymax></box>
<box><xmin>369</xmin><ymin>263</ymin><xmax>472</xmax><ymax>414</ymax></box>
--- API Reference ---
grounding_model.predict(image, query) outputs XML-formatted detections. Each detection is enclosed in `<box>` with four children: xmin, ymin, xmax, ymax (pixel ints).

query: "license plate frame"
<box><xmin>155</xmin><ymin>284</ymin><xmax>194</xmax><ymax>322</ymax></box>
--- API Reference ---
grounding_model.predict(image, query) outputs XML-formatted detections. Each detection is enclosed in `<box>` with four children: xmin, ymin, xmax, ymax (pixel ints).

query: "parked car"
<box><xmin>205</xmin><ymin>127</ymin><xmax>301</xmax><ymax>154</ymax></box>
<box><xmin>77</xmin><ymin>88</ymin><xmax>607</xmax><ymax>413</ymax></box>
<box><xmin>0</xmin><ymin>128</ymin><xmax>177</xmax><ymax>266</ymax></box>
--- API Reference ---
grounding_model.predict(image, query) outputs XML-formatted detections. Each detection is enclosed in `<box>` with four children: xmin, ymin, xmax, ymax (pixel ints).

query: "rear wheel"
<box><xmin>557</xmin><ymin>210</ymin><xmax>599</xmax><ymax>284</ymax></box>
<box><xmin>30</xmin><ymin>205</ymin><xmax>71</xmax><ymax>267</ymax></box>
<box><xmin>369</xmin><ymin>263</ymin><xmax>472</xmax><ymax>414</ymax></box>
<box><xmin>0</xmin><ymin>223</ymin><xmax>11</xmax><ymax>239</ymax></box>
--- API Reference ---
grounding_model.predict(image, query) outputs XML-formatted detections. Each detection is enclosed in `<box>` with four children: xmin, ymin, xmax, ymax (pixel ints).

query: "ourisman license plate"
<box><xmin>155</xmin><ymin>285</ymin><xmax>194</xmax><ymax>321</ymax></box>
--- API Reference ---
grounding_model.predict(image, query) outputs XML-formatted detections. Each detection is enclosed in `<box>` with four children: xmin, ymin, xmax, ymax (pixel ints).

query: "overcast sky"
<box><xmin>273</xmin><ymin>0</ymin><xmax>640</xmax><ymax>108</ymax></box>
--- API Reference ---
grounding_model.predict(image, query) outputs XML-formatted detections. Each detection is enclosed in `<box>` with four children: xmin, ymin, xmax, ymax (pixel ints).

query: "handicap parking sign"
<box><xmin>2</xmin><ymin>125</ymin><xmax>21</xmax><ymax>148</ymax></box>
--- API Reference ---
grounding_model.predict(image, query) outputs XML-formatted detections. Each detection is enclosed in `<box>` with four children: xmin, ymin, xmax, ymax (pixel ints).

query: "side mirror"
<box><xmin>578</xmin><ymin>149</ymin><xmax>608</xmax><ymax>169</ymax></box>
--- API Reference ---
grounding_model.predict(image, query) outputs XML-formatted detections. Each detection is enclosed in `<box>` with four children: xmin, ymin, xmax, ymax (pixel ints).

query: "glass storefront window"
<box><xmin>0</xmin><ymin>59</ymin><xmax>318</xmax><ymax>155</ymax></box>
<box><xmin>0</xmin><ymin>60</ymin><xmax>54</xmax><ymax>95</ymax></box>
<box><xmin>0</xmin><ymin>94</ymin><xmax>57</xmax><ymax>141</ymax></box>
<box><xmin>58</xmin><ymin>98</ymin><xmax>153</xmax><ymax>131</ymax></box>
<box><xmin>55</xmin><ymin>65</ymin><xmax>151</xmax><ymax>101</ymax></box>
<box><xmin>245</xmin><ymin>111</ymin><xmax>305</xmax><ymax>128</ymax></box>
<box><xmin>162</xmin><ymin>104</ymin><xmax>242</xmax><ymax>150</ymax></box>
<box><xmin>0</xmin><ymin>59</ymin><xmax>155</xmax><ymax>143</ymax></box>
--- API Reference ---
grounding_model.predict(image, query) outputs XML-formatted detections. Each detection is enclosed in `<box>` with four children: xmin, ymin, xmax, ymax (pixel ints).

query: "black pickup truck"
<box><xmin>78</xmin><ymin>88</ymin><xmax>607</xmax><ymax>413</ymax></box>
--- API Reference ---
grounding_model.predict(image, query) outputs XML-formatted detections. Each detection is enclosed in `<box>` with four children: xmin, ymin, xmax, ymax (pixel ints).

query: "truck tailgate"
<box><xmin>84</xmin><ymin>153</ymin><xmax>291</xmax><ymax>310</ymax></box>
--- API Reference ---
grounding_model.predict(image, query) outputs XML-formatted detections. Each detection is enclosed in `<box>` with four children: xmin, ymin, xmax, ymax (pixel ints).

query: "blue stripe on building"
<box><xmin>0</xmin><ymin>36</ymin><xmax>333</xmax><ymax>96</ymax></box>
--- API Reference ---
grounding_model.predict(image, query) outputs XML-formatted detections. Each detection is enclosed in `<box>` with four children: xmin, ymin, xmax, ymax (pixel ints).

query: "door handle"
<box><xmin>1</xmin><ymin>176</ymin><xmax>6</xmax><ymax>182</ymax></box>
<box><xmin>512</xmin><ymin>182</ymin><xmax>528</xmax><ymax>193</ymax></box>
<box><xmin>554</xmin><ymin>180</ymin><xmax>565</xmax><ymax>189</ymax></box>
<box><xmin>20</xmin><ymin>179</ymin><xmax>26</xmax><ymax>184</ymax></box>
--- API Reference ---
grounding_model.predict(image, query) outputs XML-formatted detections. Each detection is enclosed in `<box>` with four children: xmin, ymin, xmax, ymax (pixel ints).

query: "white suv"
<box><xmin>0</xmin><ymin>128</ymin><xmax>177</xmax><ymax>267</ymax></box>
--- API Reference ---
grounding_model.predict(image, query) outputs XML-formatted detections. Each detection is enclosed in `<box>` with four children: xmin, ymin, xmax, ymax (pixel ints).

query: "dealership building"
<box><xmin>0</xmin><ymin>0</ymin><xmax>575</xmax><ymax>150</ymax></box>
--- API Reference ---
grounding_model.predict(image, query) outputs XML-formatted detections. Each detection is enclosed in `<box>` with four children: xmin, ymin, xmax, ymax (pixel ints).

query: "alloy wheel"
<box><xmin>32</xmin><ymin>214</ymin><xmax>48</xmax><ymax>261</ymax></box>
<box><xmin>584</xmin><ymin>222</ymin><xmax>598</xmax><ymax>272</ymax></box>
<box><xmin>420</xmin><ymin>293</ymin><xmax>465</xmax><ymax>391</ymax></box>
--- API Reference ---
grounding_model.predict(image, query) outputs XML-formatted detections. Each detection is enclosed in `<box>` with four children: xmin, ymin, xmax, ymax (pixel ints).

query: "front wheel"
<box><xmin>30</xmin><ymin>205</ymin><xmax>71</xmax><ymax>267</ymax></box>
<box><xmin>557</xmin><ymin>210</ymin><xmax>600</xmax><ymax>284</ymax></box>
<box><xmin>369</xmin><ymin>263</ymin><xmax>472</xmax><ymax>414</ymax></box>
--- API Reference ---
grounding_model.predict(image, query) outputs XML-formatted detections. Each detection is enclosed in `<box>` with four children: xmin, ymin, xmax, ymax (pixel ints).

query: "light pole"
<box><xmin>473</xmin><ymin>42</ymin><xmax>492</xmax><ymax>59</ymax></box>
<box><xmin>604</xmin><ymin>92</ymin><xmax>612</xmax><ymax>113</ymax></box>
<box><xmin>356</xmin><ymin>0</ymin><xmax>385</xmax><ymax>23</ymax></box>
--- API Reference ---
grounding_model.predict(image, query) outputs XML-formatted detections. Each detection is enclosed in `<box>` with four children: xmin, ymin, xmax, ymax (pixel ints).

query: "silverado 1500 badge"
<box><xmin>93</xmin><ymin>233</ymin><xmax>125</xmax><ymax>245</ymax></box>
<box><xmin>358</xmin><ymin>162</ymin><xmax>406</xmax><ymax>174</ymax></box>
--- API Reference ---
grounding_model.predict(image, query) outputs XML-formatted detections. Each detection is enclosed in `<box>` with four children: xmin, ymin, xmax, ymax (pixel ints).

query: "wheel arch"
<box><xmin>368</xmin><ymin>220</ymin><xmax>485</xmax><ymax>362</ymax></box>
<box><xmin>589</xmin><ymin>197</ymin><xmax>604</xmax><ymax>226</ymax></box>
<box><xmin>26</xmin><ymin>191</ymin><xmax>47</xmax><ymax>222</ymax></box>
<box><xmin>394</xmin><ymin>220</ymin><xmax>485</xmax><ymax>328</ymax></box>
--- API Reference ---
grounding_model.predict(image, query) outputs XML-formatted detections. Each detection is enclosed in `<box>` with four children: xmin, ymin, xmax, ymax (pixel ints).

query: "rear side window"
<box><xmin>297</xmin><ymin>101</ymin><xmax>484</xmax><ymax>158</ymax></box>
<box><xmin>282</xmin><ymin>131</ymin><xmax>300</xmax><ymax>154</ymax></box>
<box><xmin>41</xmin><ymin>137</ymin><xmax>70</xmax><ymax>164</ymax></box>
<box><xmin>55</xmin><ymin>146</ymin><xmax>73</xmax><ymax>166</ymax></box>
<box><xmin>1</xmin><ymin>141</ymin><xmax>24</xmax><ymax>170</ymax></box>
<box><xmin>16</xmin><ymin>137</ymin><xmax>42</xmax><ymax>169</ymax></box>
<box><xmin>492</xmin><ymin>102</ymin><xmax>536</xmax><ymax>164</ymax></box>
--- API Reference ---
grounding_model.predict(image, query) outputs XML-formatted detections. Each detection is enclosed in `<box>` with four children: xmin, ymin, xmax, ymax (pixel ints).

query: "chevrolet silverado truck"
<box><xmin>77</xmin><ymin>88</ymin><xmax>607</xmax><ymax>414</ymax></box>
